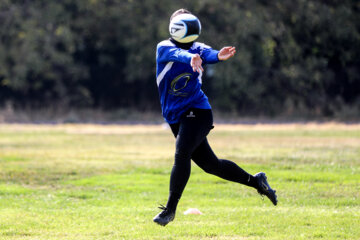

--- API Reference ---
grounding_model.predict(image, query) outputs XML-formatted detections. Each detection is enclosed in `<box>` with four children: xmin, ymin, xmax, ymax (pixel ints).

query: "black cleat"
<box><xmin>254</xmin><ymin>172</ymin><xmax>278</xmax><ymax>206</ymax></box>
<box><xmin>153</xmin><ymin>205</ymin><xmax>176</xmax><ymax>226</ymax></box>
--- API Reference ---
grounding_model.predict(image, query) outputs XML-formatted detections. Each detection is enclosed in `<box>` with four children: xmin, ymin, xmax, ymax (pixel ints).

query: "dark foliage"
<box><xmin>0</xmin><ymin>0</ymin><xmax>359</xmax><ymax>117</ymax></box>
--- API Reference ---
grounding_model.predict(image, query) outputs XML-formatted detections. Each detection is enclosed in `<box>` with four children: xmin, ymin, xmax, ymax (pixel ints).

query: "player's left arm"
<box><xmin>200</xmin><ymin>46</ymin><xmax>236</xmax><ymax>64</ymax></box>
<box><xmin>217</xmin><ymin>46</ymin><xmax>236</xmax><ymax>61</ymax></box>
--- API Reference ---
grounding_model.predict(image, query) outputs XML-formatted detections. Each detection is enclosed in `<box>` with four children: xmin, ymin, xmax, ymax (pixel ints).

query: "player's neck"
<box><xmin>170</xmin><ymin>38</ymin><xmax>194</xmax><ymax>50</ymax></box>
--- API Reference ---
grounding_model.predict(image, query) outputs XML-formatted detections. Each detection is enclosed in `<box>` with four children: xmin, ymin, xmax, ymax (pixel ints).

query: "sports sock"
<box><xmin>214</xmin><ymin>159</ymin><xmax>259</xmax><ymax>188</ymax></box>
<box><xmin>246</xmin><ymin>174</ymin><xmax>258</xmax><ymax>188</ymax></box>
<box><xmin>166</xmin><ymin>192</ymin><xmax>181</xmax><ymax>212</ymax></box>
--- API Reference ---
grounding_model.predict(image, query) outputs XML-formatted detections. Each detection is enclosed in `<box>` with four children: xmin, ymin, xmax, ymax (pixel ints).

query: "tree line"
<box><xmin>0</xmin><ymin>0</ymin><xmax>359</xmax><ymax>118</ymax></box>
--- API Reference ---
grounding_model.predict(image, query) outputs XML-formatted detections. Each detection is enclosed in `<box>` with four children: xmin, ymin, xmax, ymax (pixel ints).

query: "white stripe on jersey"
<box><xmin>198</xmin><ymin>70</ymin><xmax>203</xmax><ymax>84</ymax></box>
<box><xmin>156</xmin><ymin>62</ymin><xmax>174</xmax><ymax>86</ymax></box>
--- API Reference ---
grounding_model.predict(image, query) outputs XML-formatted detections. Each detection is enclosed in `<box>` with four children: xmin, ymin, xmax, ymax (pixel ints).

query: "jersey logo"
<box><xmin>186</xmin><ymin>111</ymin><xmax>196</xmax><ymax>118</ymax></box>
<box><xmin>168</xmin><ymin>73</ymin><xmax>192</xmax><ymax>97</ymax></box>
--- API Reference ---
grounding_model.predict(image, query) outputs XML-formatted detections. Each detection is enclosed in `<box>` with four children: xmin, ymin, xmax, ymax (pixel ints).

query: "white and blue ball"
<box><xmin>169</xmin><ymin>14</ymin><xmax>201</xmax><ymax>43</ymax></box>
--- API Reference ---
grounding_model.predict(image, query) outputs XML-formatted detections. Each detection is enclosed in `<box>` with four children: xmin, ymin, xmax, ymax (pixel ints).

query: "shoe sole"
<box><xmin>153</xmin><ymin>218</ymin><xmax>174</xmax><ymax>226</ymax></box>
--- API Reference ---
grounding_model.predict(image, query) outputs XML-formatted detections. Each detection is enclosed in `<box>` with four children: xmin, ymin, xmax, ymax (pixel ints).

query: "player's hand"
<box><xmin>218</xmin><ymin>46</ymin><xmax>236</xmax><ymax>61</ymax></box>
<box><xmin>190</xmin><ymin>54</ymin><xmax>204</xmax><ymax>73</ymax></box>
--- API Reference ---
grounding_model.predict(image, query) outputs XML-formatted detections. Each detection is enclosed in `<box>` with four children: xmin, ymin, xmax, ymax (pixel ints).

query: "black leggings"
<box><xmin>166</xmin><ymin>108</ymin><xmax>257</xmax><ymax>210</ymax></box>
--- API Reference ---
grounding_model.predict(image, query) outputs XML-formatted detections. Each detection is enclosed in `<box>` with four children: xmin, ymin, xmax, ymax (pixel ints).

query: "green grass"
<box><xmin>0</xmin><ymin>123</ymin><xmax>359</xmax><ymax>239</ymax></box>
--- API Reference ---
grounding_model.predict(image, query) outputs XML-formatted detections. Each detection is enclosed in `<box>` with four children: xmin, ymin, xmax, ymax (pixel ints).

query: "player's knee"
<box><xmin>201</xmin><ymin>162</ymin><xmax>218</xmax><ymax>175</ymax></box>
<box><xmin>203</xmin><ymin>166</ymin><xmax>214</xmax><ymax>174</ymax></box>
<box><xmin>175</xmin><ymin>149</ymin><xmax>192</xmax><ymax>162</ymax></box>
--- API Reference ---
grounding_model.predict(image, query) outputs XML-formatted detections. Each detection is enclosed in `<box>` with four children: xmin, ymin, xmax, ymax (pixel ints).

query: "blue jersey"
<box><xmin>156</xmin><ymin>39</ymin><xmax>220</xmax><ymax>124</ymax></box>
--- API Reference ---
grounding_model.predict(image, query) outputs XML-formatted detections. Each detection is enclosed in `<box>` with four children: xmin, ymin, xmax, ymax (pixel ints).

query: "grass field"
<box><xmin>0</xmin><ymin>123</ymin><xmax>359</xmax><ymax>239</ymax></box>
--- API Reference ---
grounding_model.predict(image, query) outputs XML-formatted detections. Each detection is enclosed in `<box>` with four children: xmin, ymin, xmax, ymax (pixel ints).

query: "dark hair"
<box><xmin>170</xmin><ymin>8</ymin><xmax>192</xmax><ymax>21</ymax></box>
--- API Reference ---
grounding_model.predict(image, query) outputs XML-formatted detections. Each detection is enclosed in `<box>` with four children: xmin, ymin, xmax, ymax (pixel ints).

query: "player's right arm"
<box><xmin>157</xmin><ymin>45</ymin><xmax>194</xmax><ymax>64</ymax></box>
<box><xmin>157</xmin><ymin>42</ymin><xmax>203</xmax><ymax>73</ymax></box>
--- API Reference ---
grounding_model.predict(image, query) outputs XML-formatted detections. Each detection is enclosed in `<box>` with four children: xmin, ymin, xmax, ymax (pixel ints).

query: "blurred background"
<box><xmin>0</xmin><ymin>0</ymin><xmax>359</xmax><ymax>123</ymax></box>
